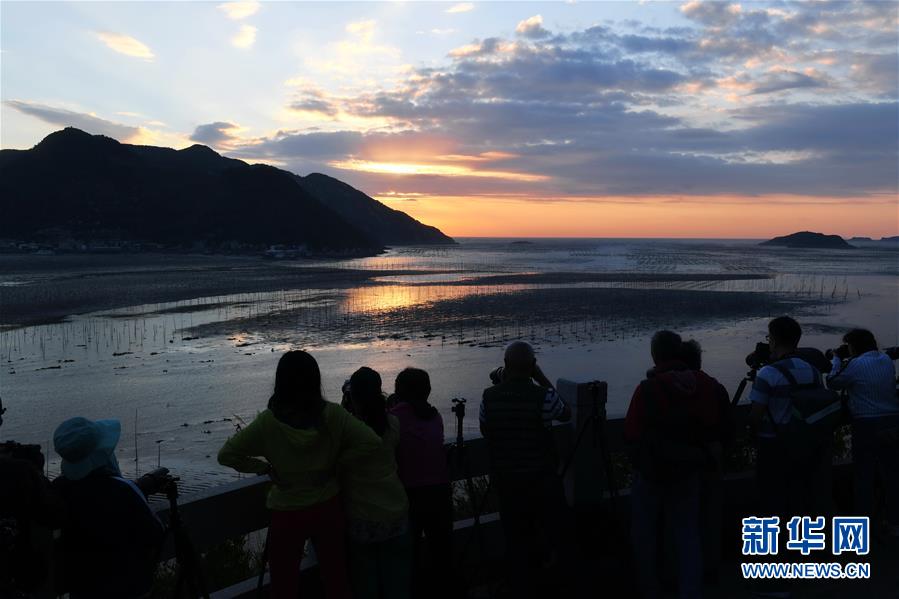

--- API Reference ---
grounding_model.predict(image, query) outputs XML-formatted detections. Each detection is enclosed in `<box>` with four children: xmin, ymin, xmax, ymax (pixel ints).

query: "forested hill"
<box><xmin>295</xmin><ymin>173</ymin><xmax>454</xmax><ymax>245</ymax></box>
<box><xmin>0</xmin><ymin>128</ymin><xmax>454</xmax><ymax>253</ymax></box>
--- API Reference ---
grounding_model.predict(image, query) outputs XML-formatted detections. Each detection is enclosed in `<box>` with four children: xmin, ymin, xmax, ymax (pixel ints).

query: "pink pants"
<box><xmin>269</xmin><ymin>496</ymin><xmax>352</xmax><ymax>599</ymax></box>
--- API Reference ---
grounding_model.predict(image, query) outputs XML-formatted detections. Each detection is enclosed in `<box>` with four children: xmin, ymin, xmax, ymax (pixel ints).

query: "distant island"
<box><xmin>0</xmin><ymin>128</ymin><xmax>453</xmax><ymax>256</ymax></box>
<box><xmin>760</xmin><ymin>231</ymin><xmax>854</xmax><ymax>249</ymax></box>
<box><xmin>848</xmin><ymin>236</ymin><xmax>899</xmax><ymax>245</ymax></box>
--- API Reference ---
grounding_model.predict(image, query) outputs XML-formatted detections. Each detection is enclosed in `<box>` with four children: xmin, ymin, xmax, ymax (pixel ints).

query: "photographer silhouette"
<box><xmin>51</xmin><ymin>417</ymin><xmax>164</xmax><ymax>599</ymax></box>
<box><xmin>0</xmin><ymin>398</ymin><xmax>64</xmax><ymax>597</ymax></box>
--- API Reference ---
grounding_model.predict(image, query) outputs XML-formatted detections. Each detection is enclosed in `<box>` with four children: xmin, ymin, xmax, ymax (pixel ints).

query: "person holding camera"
<box><xmin>388</xmin><ymin>367</ymin><xmax>453</xmax><ymax>599</ymax></box>
<box><xmin>0</xmin><ymin>397</ymin><xmax>65</xmax><ymax>598</ymax></box>
<box><xmin>479</xmin><ymin>341</ymin><xmax>571</xmax><ymax>597</ymax></box>
<box><xmin>747</xmin><ymin>316</ymin><xmax>832</xmax><ymax>520</ymax></box>
<box><xmin>218</xmin><ymin>351</ymin><xmax>384</xmax><ymax>599</ymax></box>
<box><xmin>826</xmin><ymin>329</ymin><xmax>899</xmax><ymax>533</ymax></box>
<box><xmin>51</xmin><ymin>416</ymin><xmax>165</xmax><ymax>599</ymax></box>
<box><xmin>625</xmin><ymin>331</ymin><xmax>729</xmax><ymax>599</ymax></box>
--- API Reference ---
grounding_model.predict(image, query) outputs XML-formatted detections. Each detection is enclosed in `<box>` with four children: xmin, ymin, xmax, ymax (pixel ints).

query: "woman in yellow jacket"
<box><xmin>218</xmin><ymin>351</ymin><xmax>382</xmax><ymax>599</ymax></box>
<box><xmin>341</xmin><ymin>367</ymin><xmax>412</xmax><ymax>599</ymax></box>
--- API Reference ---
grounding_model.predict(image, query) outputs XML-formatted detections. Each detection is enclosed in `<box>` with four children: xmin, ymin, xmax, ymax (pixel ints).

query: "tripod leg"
<box><xmin>256</xmin><ymin>527</ymin><xmax>270</xmax><ymax>597</ymax></box>
<box><xmin>455</xmin><ymin>477</ymin><xmax>494</xmax><ymax>570</ymax></box>
<box><xmin>559</xmin><ymin>412</ymin><xmax>593</xmax><ymax>480</ymax></box>
<box><xmin>172</xmin><ymin>528</ymin><xmax>210</xmax><ymax>599</ymax></box>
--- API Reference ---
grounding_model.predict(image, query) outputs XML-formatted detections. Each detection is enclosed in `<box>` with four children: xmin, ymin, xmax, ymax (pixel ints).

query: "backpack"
<box><xmin>633</xmin><ymin>379</ymin><xmax>712</xmax><ymax>483</ymax></box>
<box><xmin>767</xmin><ymin>361</ymin><xmax>841</xmax><ymax>464</ymax></box>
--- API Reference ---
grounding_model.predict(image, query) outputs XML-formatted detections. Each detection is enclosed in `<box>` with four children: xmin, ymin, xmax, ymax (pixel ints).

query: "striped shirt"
<box><xmin>749</xmin><ymin>357</ymin><xmax>823</xmax><ymax>437</ymax></box>
<box><xmin>826</xmin><ymin>351</ymin><xmax>898</xmax><ymax>419</ymax></box>
<box><xmin>479</xmin><ymin>387</ymin><xmax>567</xmax><ymax>428</ymax></box>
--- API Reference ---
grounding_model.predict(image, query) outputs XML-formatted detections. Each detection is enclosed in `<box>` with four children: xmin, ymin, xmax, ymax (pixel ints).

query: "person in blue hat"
<box><xmin>52</xmin><ymin>417</ymin><xmax>164</xmax><ymax>599</ymax></box>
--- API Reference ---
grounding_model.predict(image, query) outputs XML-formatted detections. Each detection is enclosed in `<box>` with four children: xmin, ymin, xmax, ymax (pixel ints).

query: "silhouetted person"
<box><xmin>748</xmin><ymin>317</ymin><xmax>832</xmax><ymax>520</ymax></box>
<box><xmin>479</xmin><ymin>341</ymin><xmax>571</xmax><ymax>597</ymax></box>
<box><xmin>389</xmin><ymin>368</ymin><xmax>453</xmax><ymax>599</ymax></box>
<box><xmin>625</xmin><ymin>331</ymin><xmax>729</xmax><ymax>599</ymax></box>
<box><xmin>0</xmin><ymin>433</ymin><xmax>63</xmax><ymax>597</ymax></box>
<box><xmin>827</xmin><ymin>329</ymin><xmax>899</xmax><ymax>533</ymax></box>
<box><xmin>52</xmin><ymin>417</ymin><xmax>164</xmax><ymax>599</ymax></box>
<box><xmin>342</xmin><ymin>367</ymin><xmax>412</xmax><ymax>599</ymax></box>
<box><xmin>680</xmin><ymin>339</ymin><xmax>733</xmax><ymax>582</ymax></box>
<box><xmin>218</xmin><ymin>351</ymin><xmax>382</xmax><ymax>599</ymax></box>
<box><xmin>680</xmin><ymin>339</ymin><xmax>734</xmax><ymax>446</ymax></box>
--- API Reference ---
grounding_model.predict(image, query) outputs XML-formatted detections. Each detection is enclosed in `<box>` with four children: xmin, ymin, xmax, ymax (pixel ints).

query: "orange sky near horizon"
<box><xmin>376</xmin><ymin>194</ymin><xmax>899</xmax><ymax>239</ymax></box>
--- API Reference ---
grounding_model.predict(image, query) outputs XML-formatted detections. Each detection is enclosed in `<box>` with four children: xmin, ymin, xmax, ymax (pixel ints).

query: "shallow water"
<box><xmin>1</xmin><ymin>238</ymin><xmax>896</xmax><ymax>487</ymax></box>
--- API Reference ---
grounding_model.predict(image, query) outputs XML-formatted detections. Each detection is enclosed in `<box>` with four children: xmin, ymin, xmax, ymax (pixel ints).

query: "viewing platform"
<box><xmin>36</xmin><ymin>385</ymin><xmax>899</xmax><ymax>598</ymax></box>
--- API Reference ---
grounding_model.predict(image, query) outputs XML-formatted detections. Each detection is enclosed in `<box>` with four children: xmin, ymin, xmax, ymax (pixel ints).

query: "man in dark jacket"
<box><xmin>480</xmin><ymin>341</ymin><xmax>571</xmax><ymax>597</ymax></box>
<box><xmin>625</xmin><ymin>331</ymin><xmax>729</xmax><ymax>599</ymax></box>
<box><xmin>52</xmin><ymin>417</ymin><xmax>165</xmax><ymax>599</ymax></box>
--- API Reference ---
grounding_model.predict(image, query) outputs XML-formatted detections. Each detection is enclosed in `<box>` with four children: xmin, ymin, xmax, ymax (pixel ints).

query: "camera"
<box><xmin>0</xmin><ymin>397</ymin><xmax>45</xmax><ymax>470</ymax></box>
<box><xmin>489</xmin><ymin>366</ymin><xmax>505</xmax><ymax>385</ymax></box>
<box><xmin>825</xmin><ymin>344</ymin><xmax>851</xmax><ymax>361</ymax></box>
<box><xmin>0</xmin><ymin>441</ymin><xmax>45</xmax><ymax>469</ymax></box>
<box><xmin>745</xmin><ymin>342</ymin><xmax>771</xmax><ymax>370</ymax></box>
<box><xmin>744</xmin><ymin>344</ymin><xmax>831</xmax><ymax>373</ymax></box>
<box><xmin>451</xmin><ymin>397</ymin><xmax>466</xmax><ymax>418</ymax></box>
<box><xmin>136</xmin><ymin>467</ymin><xmax>179</xmax><ymax>496</ymax></box>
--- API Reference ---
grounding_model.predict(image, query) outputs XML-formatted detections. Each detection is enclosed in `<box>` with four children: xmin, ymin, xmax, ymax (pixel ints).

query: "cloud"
<box><xmin>446</xmin><ymin>3</ymin><xmax>474</xmax><ymax>14</ymax></box>
<box><xmin>218</xmin><ymin>1</ymin><xmax>260</xmax><ymax>20</ymax></box>
<box><xmin>5</xmin><ymin>100</ymin><xmax>143</xmax><ymax>141</ymax></box>
<box><xmin>95</xmin><ymin>31</ymin><xmax>154</xmax><ymax>60</ymax></box>
<box><xmin>515</xmin><ymin>15</ymin><xmax>551</xmax><ymax>40</ymax></box>
<box><xmin>849</xmin><ymin>52</ymin><xmax>899</xmax><ymax>97</ymax></box>
<box><xmin>747</xmin><ymin>70</ymin><xmax>828</xmax><ymax>95</ymax></box>
<box><xmin>231</xmin><ymin>24</ymin><xmax>257</xmax><ymax>48</ymax></box>
<box><xmin>189</xmin><ymin>121</ymin><xmax>242</xmax><ymax>148</ymax></box>
<box><xmin>679</xmin><ymin>1</ymin><xmax>742</xmax><ymax>27</ymax></box>
<box><xmin>288</xmin><ymin>95</ymin><xmax>338</xmax><ymax>117</ymax></box>
<box><xmin>226</xmin><ymin>6</ymin><xmax>896</xmax><ymax>201</ymax></box>
<box><xmin>346</xmin><ymin>20</ymin><xmax>376</xmax><ymax>42</ymax></box>
<box><xmin>303</xmin><ymin>20</ymin><xmax>403</xmax><ymax>82</ymax></box>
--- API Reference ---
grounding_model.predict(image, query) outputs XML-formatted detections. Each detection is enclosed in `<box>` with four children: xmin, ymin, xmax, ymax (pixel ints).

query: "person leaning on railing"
<box><xmin>624</xmin><ymin>330</ymin><xmax>729</xmax><ymax>599</ymax></box>
<box><xmin>218</xmin><ymin>351</ymin><xmax>383</xmax><ymax>599</ymax></box>
<box><xmin>826</xmin><ymin>328</ymin><xmax>899</xmax><ymax>535</ymax></box>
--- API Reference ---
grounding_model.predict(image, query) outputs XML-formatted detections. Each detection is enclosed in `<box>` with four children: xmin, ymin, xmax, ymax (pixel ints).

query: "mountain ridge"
<box><xmin>294</xmin><ymin>172</ymin><xmax>454</xmax><ymax>246</ymax></box>
<box><xmin>0</xmin><ymin>128</ymin><xmax>454</xmax><ymax>254</ymax></box>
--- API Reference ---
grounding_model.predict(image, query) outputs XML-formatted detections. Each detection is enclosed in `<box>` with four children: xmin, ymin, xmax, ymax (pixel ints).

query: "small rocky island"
<box><xmin>760</xmin><ymin>231</ymin><xmax>855</xmax><ymax>249</ymax></box>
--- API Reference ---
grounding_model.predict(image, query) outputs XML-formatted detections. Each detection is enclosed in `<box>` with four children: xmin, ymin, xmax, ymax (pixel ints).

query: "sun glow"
<box><xmin>375</xmin><ymin>194</ymin><xmax>899</xmax><ymax>239</ymax></box>
<box><xmin>329</xmin><ymin>159</ymin><xmax>548</xmax><ymax>182</ymax></box>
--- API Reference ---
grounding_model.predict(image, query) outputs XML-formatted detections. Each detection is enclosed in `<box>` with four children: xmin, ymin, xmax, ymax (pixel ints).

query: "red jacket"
<box><xmin>624</xmin><ymin>360</ymin><xmax>731</xmax><ymax>445</ymax></box>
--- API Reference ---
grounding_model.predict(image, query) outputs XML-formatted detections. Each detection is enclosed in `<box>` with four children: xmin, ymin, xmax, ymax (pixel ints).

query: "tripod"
<box><xmin>162</xmin><ymin>480</ymin><xmax>210</xmax><ymax>599</ymax></box>
<box><xmin>450</xmin><ymin>399</ymin><xmax>488</xmax><ymax>544</ymax></box>
<box><xmin>449</xmin><ymin>398</ymin><xmax>495</xmax><ymax>593</ymax></box>
<box><xmin>558</xmin><ymin>382</ymin><xmax>618</xmax><ymax>509</ymax></box>
<box><xmin>731</xmin><ymin>368</ymin><xmax>757</xmax><ymax>406</ymax></box>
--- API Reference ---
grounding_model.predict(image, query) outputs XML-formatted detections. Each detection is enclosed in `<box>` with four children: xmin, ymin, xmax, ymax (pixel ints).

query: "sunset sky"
<box><xmin>2</xmin><ymin>1</ymin><xmax>897</xmax><ymax>238</ymax></box>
